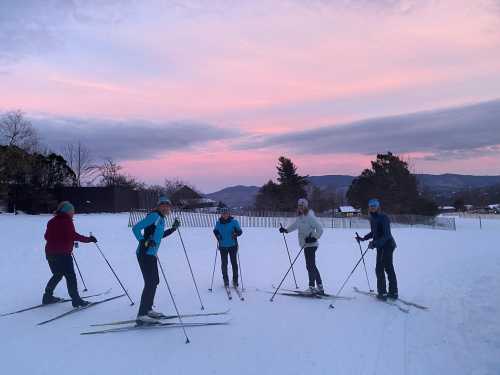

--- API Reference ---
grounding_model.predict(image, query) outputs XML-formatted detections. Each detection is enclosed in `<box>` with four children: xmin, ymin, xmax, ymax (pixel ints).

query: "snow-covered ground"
<box><xmin>1</xmin><ymin>214</ymin><xmax>499</xmax><ymax>375</ymax></box>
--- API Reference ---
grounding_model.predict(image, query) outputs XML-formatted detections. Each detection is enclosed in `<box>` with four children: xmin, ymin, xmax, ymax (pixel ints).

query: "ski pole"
<box><xmin>355</xmin><ymin>232</ymin><xmax>373</xmax><ymax>292</ymax></box>
<box><xmin>157</xmin><ymin>255</ymin><xmax>190</xmax><ymax>344</ymax></box>
<box><xmin>208</xmin><ymin>246</ymin><xmax>218</xmax><ymax>292</ymax></box>
<box><xmin>237</xmin><ymin>251</ymin><xmax>244</xmax><ymax>291</ymax></box>
<box><xmin>329</xmin><ymin>246</ymin><xmax>370</xmax><ymax>309</ymax></box>
<box><xmin>270</xmin><ymin>245</ymin><xmax>305</xmax><ymax>302</ymax></box>
<box><xmin>176</xmin><ymin>226</ymin><xmax>205</xmax><ymax>310</ymax></box>
<box><xmin>91</xmin><ymin>234</ymin><xmax>135</xmax><ymax>306</ymax></box>
<box><xmin>280</xmin><ymin>223</ymin><xmax>299</xmax><ymax>289</ymax></box>
<box><xmin>72</xmin><ymin>253</ymin><xmax>88</xmax><ymax>292</ymax></box>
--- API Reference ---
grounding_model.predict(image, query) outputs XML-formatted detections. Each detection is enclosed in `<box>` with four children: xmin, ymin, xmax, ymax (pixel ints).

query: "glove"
<box><xmin>144</xmin><ymin>239</ymin><xmax>157</xmax><ymax>248</ymax></box>
<box><xmin>279</xmin><ymin>227</ymin><xmax>287</xmax><ymax>234</ymax></box>
<box><xmin>355</xmin><ymin>234</ymin><xmax>363</xmax><ymax>243</ymax></box>
<box><xmin>305</xmin><ymin>234</ymin><xmax>316</xmax><ymax>244</ymax></box>
<box><xmin>172</xmin><ymin>218</ymin><xmax>180</xmax><ymax>229</ymax></box>
<box><xmin>368</xmin><ymin>241</ymin><xmax>375</xmax><ymax>249</ymax></box>
<box><xmin>89</xmin><ymin>235</ymin><xmax>97</xmax><ymax>243</ymax></box>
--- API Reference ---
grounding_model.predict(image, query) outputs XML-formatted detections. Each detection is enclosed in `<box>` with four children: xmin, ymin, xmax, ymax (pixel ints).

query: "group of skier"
<box><xmin>40</xmin><ymin>195</ymin><xmax>399</xmax><ymax>325</ymax></box>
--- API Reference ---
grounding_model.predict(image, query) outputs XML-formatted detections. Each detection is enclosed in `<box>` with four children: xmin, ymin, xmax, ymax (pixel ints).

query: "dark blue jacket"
<box><xmin>363</xmin><ymin>212</ymin><xmax>397</xmax><ymax>249</ymax></box>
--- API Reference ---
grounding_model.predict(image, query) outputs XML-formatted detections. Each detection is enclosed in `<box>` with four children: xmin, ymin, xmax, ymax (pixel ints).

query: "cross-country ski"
<box><xmin>352</xmin><ymin>287</ymin><xmax>409</xmax><ymax>313</ymax></box>
<box><xmin>81</xmin><ymin>321</ymin><xmax>231</xmax><ymax>336</ymax></box>
<box><xmin>37</xmin><ymin>294</ymin><xmax>126</xmax><ymax>326</ymax></box>
<box><xmin>90</xmin><ymin>309</ymin><xmax>231</xmax><ymax>327</ymax></box>
<box><xmin>0</xmin><ymin>289</ymin><xmax>111</xmax><ymax>317</ymax></box>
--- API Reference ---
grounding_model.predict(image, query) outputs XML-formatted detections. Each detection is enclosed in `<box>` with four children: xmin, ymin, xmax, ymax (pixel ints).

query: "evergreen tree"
<box><xmin>347</xmin><ymin>152</ymin><xmax>438</xmax><ymax>216</ymax></box>
<box><xmin>255</xmin><ymin>157</ymin><xmax>308</xmax><ymax>211</ymax></box>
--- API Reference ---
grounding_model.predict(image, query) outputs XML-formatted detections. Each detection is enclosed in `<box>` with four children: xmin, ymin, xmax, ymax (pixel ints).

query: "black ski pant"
<box><xmin>304</xmin><ymin>246</ymin><xmax>322</xmax><ymax>287</ymax></box>
<box><xmin>137</xmin><ymin>253</ymin><xmax>159</xmax><ymax>316</ymax></box>
<box><xmin>219</xmin><ymin>247</ymin><xmax>238</xmax><ymax>286</ymax></box>
<box><xmin>375</xmin><ymin>246</ymin><xmax>398</xmax><ymax>295</ymax></box>
<box><xmin>45</xmin><ymin>254</ymin><xmax>80</xmax><ymax>301</ymax></box>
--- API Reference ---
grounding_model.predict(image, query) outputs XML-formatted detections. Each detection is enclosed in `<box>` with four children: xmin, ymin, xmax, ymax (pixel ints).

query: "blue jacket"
<box><xmin>213</xmin><ymin>217</ymin><xmax>242</xmax><ymax>249</ymax></box>
<box><xmin>132</xmin><ymin>211</ymin><xmax>168</xmax><ymax>256</ymax></box>
<box><xmin>363</xmin><ymin>212</ymin><xmax>397</xmax><ymax>249</ymax></box>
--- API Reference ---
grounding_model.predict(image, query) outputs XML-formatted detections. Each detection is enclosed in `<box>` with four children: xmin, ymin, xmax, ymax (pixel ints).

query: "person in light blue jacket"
<box><xmin>213</xmin><ymin>208</ymin><xmax>243</xmax><ymax>288</ymax></box>
<box><xmin>132</xmin><ymin>196</ymin><xmax>179</xmax><ymax>324</ymax></box>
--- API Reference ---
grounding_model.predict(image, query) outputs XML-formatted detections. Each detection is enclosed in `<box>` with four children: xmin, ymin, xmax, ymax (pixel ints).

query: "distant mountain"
<box><xmin>205</xmin><ymin>185</ymin><xmax>259</xmax><ymax>209</ymax></box>
<box><xmin>206</xmin><ymin>174</ymin><xmax>500</xmax><ymax>208</ymax></box>
<box><xmin>417</xmin><ymin>174</ymin><xmax>500</xmax><ymax>191</ymax></box>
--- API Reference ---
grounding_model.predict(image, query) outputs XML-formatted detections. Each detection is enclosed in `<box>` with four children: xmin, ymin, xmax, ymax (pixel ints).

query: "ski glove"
<box><xmin>305</xmin><ymin>234</ymin><xmax>316</xmax><ymax>244</ymax></box>
<box><xmin>172</xmin><ymin>218</ymin><xmax>181</xmax><ymax>229</ymax></box>
<box><xmin>232</xmin><ymin>228</ymin><xmax>243</xmax><ymax>239</ymax></box>
<box><xmin>89</xmin><ymin>235</ymin><xmax>98</xmax><ymax>243</ymax></box>
<box><xmin>368</xmin><ymin>241</ymin><xmax>375</xmax><ymax>249</ymax></box>
<box><xmin>279</xmin><ymin>227</ymin><xmax>287</xmax><ymax>234</ymax></box>
<box><xmin>355</xmin><ymin>234</ymin><xmax>363</xmax><ymax>243</ymax></box>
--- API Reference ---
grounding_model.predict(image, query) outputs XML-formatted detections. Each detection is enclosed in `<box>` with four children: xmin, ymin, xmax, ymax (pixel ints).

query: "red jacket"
<box><xmin>44</xmin><ymin>213</ymin><xmax>92</xmax><ymax>256</ymax></box>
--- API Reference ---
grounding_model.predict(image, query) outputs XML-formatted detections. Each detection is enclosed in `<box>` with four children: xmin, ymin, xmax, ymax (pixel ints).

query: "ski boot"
<box><xmin>147</xmin><ymin>309</ymin><xmax>165</xmax><ymax>319</ymax></box>
<box><xmin>376</xmin><ymin>293</ymin><xmax>388</xmax><ymax>301</ymax></box>
<box><xmin>387</xmin><ymin>292</ymin><xmax>399</xmax><ymax>300</ymax></box>
<box><xmin>136</xmin><ymin>315</ymin><xmax>160</xmax><ymax>326</ymax></box>
<box><xmin>302</xmin><ymin>286</ymin><xmax>317</xmax><ymax>295</ymax></box>
<box><xmin>316</xmin><ymin>284</ymin><xmax>325</xmax><ymax>295</ymax></box>
<box><xmin>232</xmin><ymin>281</ymin><xmax>239</xmax><ymax>289</ymax></box>
<box><xmin>42</xmin><ymin>293</ymin><xmax>64</xmax><ymax>305</ymax></box>
<box><xmin>72</xmin><ymin>298</ymin><xmax>91</xmax><ymax>308</ymax></box>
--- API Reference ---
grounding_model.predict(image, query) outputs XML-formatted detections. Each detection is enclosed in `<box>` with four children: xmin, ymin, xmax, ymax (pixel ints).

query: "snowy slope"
<box><xmin>0</xmin><ymin>214</ymin><xmax>499</xmax><ymax>375</ymax></box>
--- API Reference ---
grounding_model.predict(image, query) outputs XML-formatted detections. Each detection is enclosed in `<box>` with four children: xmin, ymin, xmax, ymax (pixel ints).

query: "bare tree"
<box><xmin>163</xmin><ymin>178</ymin><xmax>200</xmax><ymax>197</ymax></box>
<box><xmin>0</xmin><ymin>110</ymin><xmax>39</xmax><ymax>151</ymax></box>
<box><xmin>97</xmin><ymin>158</ymin><xmax>144</xmax><ymax>189</ymax></box>
<box><xmin>62</xmin><ymin>141</ymin><xmax>98</xmax><ymax>186</ymax></box>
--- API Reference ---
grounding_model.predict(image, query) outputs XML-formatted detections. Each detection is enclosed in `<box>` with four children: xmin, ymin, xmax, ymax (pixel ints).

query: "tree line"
<box><xmin>255</xmin><ymin>153</ymin><xmax>439</xmax><ymax>216</ymax></box>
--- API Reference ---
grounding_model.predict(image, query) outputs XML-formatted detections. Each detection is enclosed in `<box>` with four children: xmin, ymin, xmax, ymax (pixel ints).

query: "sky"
<box><xmin>1</xmin><ymin>0</ymin><xmax>499</xmax><ymax>192</ymax></box>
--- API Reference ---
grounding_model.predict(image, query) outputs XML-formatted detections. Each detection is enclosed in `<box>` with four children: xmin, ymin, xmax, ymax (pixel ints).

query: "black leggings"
<box><xmin>45</xmin><ymin>254</ymin><xmax>80</xmax><ymax>301</ymax></box>
<box><xmin>220</xmin><ymin>247</ymin><xmax>238</xmax><ymax>285</ymax></box>
<box><xmin>375</xmin><ymin>246</ymin><xmax>398</xmax><ymax>295</ymax></box>
<box><xmin>137</xmin><ymin>253</ymin><xmax>160</xmax><ymax>316</ymax></box>
<box><xmin>304</xmin><ymin>247</ymin><xmax>322</xmax><ymax>287</ymax></box>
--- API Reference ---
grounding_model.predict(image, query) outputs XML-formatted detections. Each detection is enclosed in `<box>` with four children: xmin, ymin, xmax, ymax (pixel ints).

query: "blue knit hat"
<box><xmin>157</xmin><ymin>196</ymin><xmax>172</xmax><ymax>206</ymax></box>
<box><xmin>57</xmin><ymin>201</ymin><xmax>75</xmax><ymax>213</ymax></box>
<box><xmin>368</xmin><ymin>198</ymin><xmax>380</xmax><ymax>208</ymax></box>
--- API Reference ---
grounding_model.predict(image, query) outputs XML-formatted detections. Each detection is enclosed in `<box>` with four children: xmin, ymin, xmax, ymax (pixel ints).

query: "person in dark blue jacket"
<box><xmin>213</xmin><ymin>208</ymin><xmax>243</xmax><ymax>288</ymax></box>
<box><xmin>132</xmin><ymin>196</ymin><xmax>180</xmax><ymax>324</ymax></box>
<box><xmin>356</xmin><ymin>199</ymin><xmax>398</xmax><ymax>301</ymax></box>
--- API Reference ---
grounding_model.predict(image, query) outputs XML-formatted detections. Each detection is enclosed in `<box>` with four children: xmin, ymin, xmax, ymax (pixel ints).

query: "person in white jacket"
<box><xmin>279</xmin><ymin>198</ymin><xmax>324</xmax><ymax>294</ymax></box>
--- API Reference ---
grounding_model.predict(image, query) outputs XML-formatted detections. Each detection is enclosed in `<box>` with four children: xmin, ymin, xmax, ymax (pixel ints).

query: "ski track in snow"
<box><xmin>0</xmin><ymin>214</ymin><xmax>499</xmax><ymax>375</ymax></box>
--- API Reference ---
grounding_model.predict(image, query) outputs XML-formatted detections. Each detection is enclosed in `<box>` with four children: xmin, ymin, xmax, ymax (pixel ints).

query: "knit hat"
<box><xmin>297</xmin><ymin>198</ymin><xmax>309</xmax><ymax>208</ymax></box>
<box><xmin>368</xmin><ymin>198</ymin><xmax>380</xmax><ymax>208</ymax></box>
<box><xmin>57</xmin><ymin>201</ymin><xmax>75</xmax><ymax>213</ymax></box>
<box><xmin>157</xmin><ymin>196</ymin><xmax>172</xmax><ymax>206</ymax></box>
<box><xmin>220</xmin><ymin>207</ymin><xmax>230</xmax><ymax>214</ymax></box>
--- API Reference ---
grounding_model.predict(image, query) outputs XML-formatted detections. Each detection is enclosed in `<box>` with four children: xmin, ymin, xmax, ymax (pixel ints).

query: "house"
<box><xmin>439</xmin><ymin>206</ymin><xmax>456</xmax><ymax>213</ymax></box>
<box><xmin>488</xmin><ymin>204</ymin><xmax>500</xmax><ymax>214</ymax></box>
<box><xmin>170</xmin><ymin>186</ymin><xmax>217</xmax><ymax>210</ymax></box>
<box><xmin>337</xmin><ymin>206</ymin><xmax>361</xmax><ymax>217</ymax></box>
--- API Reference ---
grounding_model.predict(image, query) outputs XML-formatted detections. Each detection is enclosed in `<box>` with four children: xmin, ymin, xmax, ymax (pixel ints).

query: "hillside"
<box><xmin>205</xmin><ymin>174</ymin><xmax>500</xmax><ymax>208</ymax></box>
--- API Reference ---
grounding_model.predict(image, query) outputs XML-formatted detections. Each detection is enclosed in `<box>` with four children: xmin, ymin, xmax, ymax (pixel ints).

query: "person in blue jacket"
<box><xmin>132</xmin><ymin>196</ymin><xmax>180</xmax><ymax>324</ymax></box>
<box><xmin>213</xmin><ymin>208</ymin><xmax>243</xmax><ymax>289</ymax></box>
<box><xmin>356</xmin><ymin>198</ymin><xmax>398</xmax><ymax>301</ymax></box>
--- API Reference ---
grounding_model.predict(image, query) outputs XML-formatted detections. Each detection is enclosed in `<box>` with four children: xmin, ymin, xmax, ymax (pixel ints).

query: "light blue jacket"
<box><xmin>132</xmin><ymin>211</ymin><xmax>166</xmax><ymax>256</ymax></box>
<box><xmin>214</xmin><ymin>217</ymin><xmax>242</xmax><ymax>249</ymax></box>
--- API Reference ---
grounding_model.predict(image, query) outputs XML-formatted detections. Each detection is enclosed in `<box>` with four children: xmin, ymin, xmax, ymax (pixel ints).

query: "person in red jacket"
<box><xmin>43</xmin><ymin>201</ymin><xmax>97</xmax><ymax>307</ymax></box>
